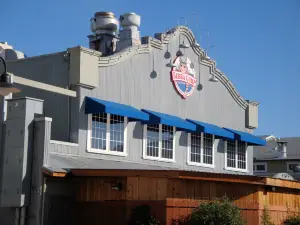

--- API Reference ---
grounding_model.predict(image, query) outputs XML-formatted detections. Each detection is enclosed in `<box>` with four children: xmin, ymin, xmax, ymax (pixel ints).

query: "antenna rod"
<box><xmin>178</xmin><ymin>17</ymin><xmax>186</xmax><ymax>26</ymax></box>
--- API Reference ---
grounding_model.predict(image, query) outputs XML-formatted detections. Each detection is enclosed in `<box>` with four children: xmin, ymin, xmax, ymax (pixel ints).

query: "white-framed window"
<box><xmin>225</xmin><ymin>140</ymin><xmax>247</xmax><ymax>172</ymax></box>
<box><xmin>287</xmin><ymin>162</ymin><xmax>300</xmax><ymax>173</ymax></box>
<box><xmin>253</xmin><ymin>162</ymin><xmax>267</xmax><ymax>172</ymax></box>
<box><xmin>187</xmin><ymin>133</ymin><xmax>215</xmax><ymax>168</ymax></box>
<box><xmin>87</xmin><ymin>113</ymin><xmax>128</xmax><ymax>156</ymax></box>
<box><xmin>143</xmin><ymin>124</ymin><xmax>176</xmax><ymax>162</ymax></box>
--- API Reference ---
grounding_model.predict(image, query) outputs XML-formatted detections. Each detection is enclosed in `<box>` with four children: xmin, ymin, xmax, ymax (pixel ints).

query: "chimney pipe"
<box><xmin>277</xmin><ymin>141</ymin><xmax>287</xmax><ymax>159</ymax></box>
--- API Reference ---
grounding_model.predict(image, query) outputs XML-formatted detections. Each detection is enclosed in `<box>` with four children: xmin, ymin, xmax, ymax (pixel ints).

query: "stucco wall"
<box><xmin>268</xmin><ymin>161</ymin><xmax>288</xmax><ymax>173</ymax></box>
<box><xmin>4</xmin><ymin>53</ymin><xmax>70</xmax><ymax>141</ymax></box>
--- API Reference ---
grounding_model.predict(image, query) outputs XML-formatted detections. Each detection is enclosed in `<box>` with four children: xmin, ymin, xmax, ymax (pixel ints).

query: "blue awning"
<box><xmin>186</xmin><ymin>119</ymin><xmax>234</xmax><ymax>139</ymax></box>
<box><xmin>85</xmin><ymin>97</ymin><xmax>149</xmax><ymax>121</ymax></box>
<box><xmin>142</xmin><ymin>109</ymin><xmax>196</xmax><ymax>131</ymax></box>
<box><xmin>224</xmin><ymin>128</ymin><xmax>266</xmax><ymax>146</ymax></box>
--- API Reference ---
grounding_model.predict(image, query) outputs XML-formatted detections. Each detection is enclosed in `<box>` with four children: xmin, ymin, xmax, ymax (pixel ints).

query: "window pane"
<box><xmin>203</xmin><ymin>134</ymin><xmax>213</xmax><ymax>165</ymax></box>
<box><xmin>110</xmin><ymin>114</ymin><xmax>125</xmax><ymax>152</ymax></box>
<box><xmin>256</xmin><ymin>164</ymin><xmax>265</xmax><ymax>171</ymax></box>
<box><xmin>289</xmin><ymin>164</ymin><xmax>298</xmax><ymax>171</ymax></box>
<box><xmin>227</xmin><ymin>140</ymin><xmax>236</xmax><ymax>168</ymax></box>
<box><xmin>237</xmin><ymin>141</ymin><xmax>246</xmax><ymax>169</ymax></box>
<box><xmin>146</xmin><ymin>124</ymin><xmax>159</xmax><ymax>157</ymax></box>
<box><xmin>161</xmin><ymin>125</ymin><xmax>174</xmax><ymax>159</ymax></box>
<box><xmin>191</xmin><ymin>133</ymin><xmax>201</xmax><ymax>163</ymax></box>
<box><xmin>91</xmin><ymin>113</ymin><xmax>107</xmax><ymax>150</ymax></box>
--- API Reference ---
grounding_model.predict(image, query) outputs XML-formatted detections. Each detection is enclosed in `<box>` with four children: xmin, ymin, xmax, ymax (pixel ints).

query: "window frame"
<box><xmin>142</xmin><ymin>124</ymin><xmax>176</xmax><ymax>163</ymax></box>
<box><xmin>86</xmin><ymin>113</ymin><xmax>128</xmax><ymax>156</ymax></box>
<box><xmin>225</xmin><ymin>140</ymin><xmax>248</xmax><ymax>172</ymax></box>
<box><xmin>187</xmin><ymin>132</ymin><xmax>215</xmax><ymax>168</ymax></box>
<box><xmin>253</xmin><ymin>162</ymin><xmax>267</xmax><ymax>173</ymax></box>
<box><xmin>287</xmin><ymin>162</ymin><xmax>300</xmax><ymax>173</ymax></box>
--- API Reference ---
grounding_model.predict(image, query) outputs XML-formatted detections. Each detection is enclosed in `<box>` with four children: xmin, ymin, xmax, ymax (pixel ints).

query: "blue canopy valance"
<box><xmin>224</xmin><ymin>128</ymin><xmax>266</xmax><ymax>146</ymax></box>
<box><xmin>186</xmin><ymin>119</ymin><xmax>234</xmax><ymax>139</ymax></box>
<box><xmin>85</xmin><ymin>97</ymin><xmax>149</xmax><ymax>121</ymax></box>
<box><xmin>141</xmin><ymin>109</ymin><xmax>196</xmax><ymax>131</ymax></box>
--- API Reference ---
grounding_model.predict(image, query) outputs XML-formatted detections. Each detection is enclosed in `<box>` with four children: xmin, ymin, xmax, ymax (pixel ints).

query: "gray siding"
<box><xmin>71</xmin><ymin>34</ymin><xmax>252</xmax><ymax>175</ymax></box>
<box><xmin>86</xmin><ymin>42</ymin><xmax>245</xmax><ymax>129</ymax></box>
<box><xmin>0</xmin><ymin>98</ymin><xmax>43</xmax><ymax>207</ymax></box>
<box><xmin>5</xmin><ymin>53</ymin><xmax>70</xmax><ymax>142</ymax></box>
<box><xmin>1</xmin><ymin>29</ymin><xmax>254</xmax><ymax>175</ymax></box>
<box><xmin>49</xmin><ymin>142</ymin><xmax>78</xmax><ymax>155</ymax></box>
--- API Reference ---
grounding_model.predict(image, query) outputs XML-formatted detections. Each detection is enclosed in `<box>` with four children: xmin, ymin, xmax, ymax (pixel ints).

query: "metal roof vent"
<box><xmin>272</xmin><ymin>173</ymin><xmax>294</xmax><ymax>181</ymax></box>
<box><xmin>90</xmin><ymin>12</ymin><xmax>119</xmax><ymax>34</ymax></box>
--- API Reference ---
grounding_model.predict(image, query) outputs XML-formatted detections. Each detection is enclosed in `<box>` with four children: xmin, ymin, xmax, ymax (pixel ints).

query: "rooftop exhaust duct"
<box><xmin>88</xmin><ymin>12</ymin><xmax>119</xmax><ymax>55</ymax></box>
<box><xmin>116</xmin><ymin>12</ymin><xmax>141</xmax><ymax>52</ymax></box>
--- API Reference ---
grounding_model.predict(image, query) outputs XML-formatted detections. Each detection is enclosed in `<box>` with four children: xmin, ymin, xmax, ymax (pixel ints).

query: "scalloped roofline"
<box><xmin>93</xmin><ymin>26</ymin><xmax>255</xmax><ymax>110</ymax></box>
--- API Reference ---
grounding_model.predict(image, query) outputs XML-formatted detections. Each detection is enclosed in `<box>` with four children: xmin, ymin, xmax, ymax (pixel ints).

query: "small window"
<box><xmin>87</xmin><ymin>113</ymin><xmax>128</xmax><ymax>155</ymax></box>
<box><xmin>225</xmin><ymin>140</ymin><xmax>247</xmax><ymax>172</ymax></box>
<box><xmin>256</xmin><ymin>164</ymin><xmax>266</xmax><ymax>171</ymax></box>
<box><xmin>253</xmin><ymin>163</ymin><xmax>267</xmax><ymax>172</ymax></box>
<box><xmin>287</xmin><ymin>163</ymin><xmax>300</xmax><ymax>172</ymax></box>
<box><xmin>188</xmin><ymin>133</ymin><xmax>214</xmax><ymax>167</ymax></box>
<box><xmin>143</xmin><ymin>124</ymin><xmax>175</xmax><ymax>162</ymax></box>
<box><xmin>289</xmin><ymin>164</ymin><xmax>298</xmax><ymax>170</ymax></box>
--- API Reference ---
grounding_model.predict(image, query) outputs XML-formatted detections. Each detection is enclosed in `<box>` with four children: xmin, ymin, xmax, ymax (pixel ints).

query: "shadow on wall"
<box><xmin>217</xmin><ymin>139</ymin><xmax>225</xmax><ymax>153</ymax></box>
<box><xmin>179</xmin><ymin>132</ymin><xmax>187</xmax><ymax>147</ymax></box>
<box><xmin>43</xmin><ymin>178</ymin><xmax>77</xmax><ymax>225</ymax></box>
<box><xmin>79</xmin><ymin>97</ymin><xmax>88</xmax><ymax>131</ymax></box>
<box><xmin>132</xmin><ymin>122</ymin><xmax>143</xmax><ymax>140</ymax></box>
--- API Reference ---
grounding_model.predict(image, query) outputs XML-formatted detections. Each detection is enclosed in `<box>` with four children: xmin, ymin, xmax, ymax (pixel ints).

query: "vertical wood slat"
<box><xmin>156</xmin><ymin>178</ymin><xmax>168</xmax><ymax>200</ymax></box>
<box><xmin>77</xmin><ymin>177</ymin><xmax>127</xmax><ymax>201</ymax></box>
<box><xmin>75</xmin><ymin>176</ymin><xmax>300</xmax><ymax>225</ymax></box>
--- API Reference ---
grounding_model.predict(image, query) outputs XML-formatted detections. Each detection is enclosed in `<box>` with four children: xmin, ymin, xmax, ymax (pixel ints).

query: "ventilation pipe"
<box><xmin>88</xmin><ymin>12</ymin><xmax>119</xmax><ymax>56</ymax></box>
<box><xmin>276</xmin><ymin>141</ymin><xmax>287</xmax><ymax>159</ymax></box>
<box><xmin>116</xmin><ymin>12</ymin><xmax>141</xmax><ymax>52</ymax></box>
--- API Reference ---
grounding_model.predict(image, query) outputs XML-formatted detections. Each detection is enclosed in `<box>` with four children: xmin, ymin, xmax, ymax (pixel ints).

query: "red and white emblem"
<box><xmin>171</xmin><ymin>56</ymin><xmax>197</xmax><ymax>98</ymax></box>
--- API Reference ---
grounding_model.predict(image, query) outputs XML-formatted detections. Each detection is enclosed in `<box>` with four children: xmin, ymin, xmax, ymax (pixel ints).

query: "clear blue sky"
<box><xmin>2</xmin><ymin>0</ymin><xmax>300</xmax><ymax>137</ymax></box>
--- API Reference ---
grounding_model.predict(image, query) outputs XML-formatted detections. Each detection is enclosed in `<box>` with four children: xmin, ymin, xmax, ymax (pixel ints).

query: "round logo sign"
<box><xmin>171</xmin><ymin>56</ymin><xmax>197</xmax><ymax>98</ymax></box>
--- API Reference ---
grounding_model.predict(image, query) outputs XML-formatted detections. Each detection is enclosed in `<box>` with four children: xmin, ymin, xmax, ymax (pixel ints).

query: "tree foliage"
<box><xmin>261</xmin><ymin>206</ymin><xmax>275</xmax><ymax>225</ymax></box>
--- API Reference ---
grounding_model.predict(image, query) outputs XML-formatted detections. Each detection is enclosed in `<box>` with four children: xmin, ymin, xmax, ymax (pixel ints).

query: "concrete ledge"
<box><xmin>35</xmin><ymin>117</ymin><xmax>52</xmax><ymax>122</ymax></box>
<box><xmin>50</xmin><ymin>140</ymin><xmax>79</xmax><ymax>147</ymax></box>
<box><xmin>6</xmin><ymin>96</ymin><xmax>44</xmax><ymax>102</ymax></box>
<box><xmin>14</xmin><ymin>76</ymin><xmax>77</xmax><ymax>97</ymax></box>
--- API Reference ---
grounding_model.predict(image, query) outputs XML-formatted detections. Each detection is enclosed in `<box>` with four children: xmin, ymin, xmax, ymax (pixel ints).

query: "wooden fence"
<box><xmin>53</xmin><ymin>170</ymin><xmax>300</xmax><ymax>225</ymax></box>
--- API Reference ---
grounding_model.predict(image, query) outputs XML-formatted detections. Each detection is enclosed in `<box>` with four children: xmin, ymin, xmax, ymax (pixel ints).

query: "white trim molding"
<box><xmin>86</xmin><ymin>113</ymin><xmax>128</xmax><ymax>157</ymax></box>
<box><xmin>142</xmin><ymin>124</ymin><xmax>176</xmax><ymax>163</ymax></box>
<box><xmin>253</xmin><ymin>162</ymin><xmax>267</xmax><ymax>173</ymax></box>
<box><xmin>50</xmin><ymin>140</ymin><xmax>78</xmax><ymax>147</ymax></box>
<box><xmin>225</xmin><ymin>140</ymin><xmax>248</xmax><ymax>173</ymax></box>
<box><xmin>187</xmin><ymin>133</ymin><xmax>215</xmax><ymax>168</ymax></box>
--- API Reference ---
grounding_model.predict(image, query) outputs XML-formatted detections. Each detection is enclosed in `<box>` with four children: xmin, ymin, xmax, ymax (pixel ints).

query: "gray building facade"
<box><xmin>253</xmin><ymin>136</ymin><xmax>300</xmax><ymax>180</ymax></box>
<box><xmin>0</xmin><ymin>12</ymin><xmax>265</xmax><ymax>225</ymax></box>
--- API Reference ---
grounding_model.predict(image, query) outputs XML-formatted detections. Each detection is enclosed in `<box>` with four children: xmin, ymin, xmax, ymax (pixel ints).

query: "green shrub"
<box><xmin>284</xmin><ymin>215</ymin><xmax>300</xmax><ymax>225</ymax></box>
<box><xmin>261</xmin><ymin>206</ymin><xmax>275</xmax><ymax>225</ymax></box>
<box><xmin>128</xmin><ymin>205</ymin><xmax>160</xmax><ymax>225</ymax></box>
<box><xmin>172</xmin><ymin>197</ymin><xmax>245</xmax><ymax>225</ymax></box>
